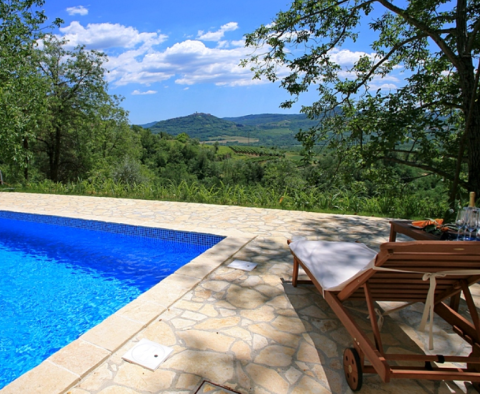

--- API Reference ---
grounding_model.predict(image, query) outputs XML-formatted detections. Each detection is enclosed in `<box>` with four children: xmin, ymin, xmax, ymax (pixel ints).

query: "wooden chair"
<box><xmin>288</xmin><ymin>239</ymin><xmax>480</xmax><ymax>391</ymax></box>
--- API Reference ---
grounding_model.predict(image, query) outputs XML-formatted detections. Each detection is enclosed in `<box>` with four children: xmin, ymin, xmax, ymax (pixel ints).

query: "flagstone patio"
<box><xmin>0</xmin><ymin>193</ymin><xmax>477</xmax><ymax>394</ymax></box>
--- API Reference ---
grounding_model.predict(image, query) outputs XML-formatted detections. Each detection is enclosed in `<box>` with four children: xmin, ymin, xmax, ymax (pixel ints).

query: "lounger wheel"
<box><xmin>343</xmin><ymin>347</ymin><xmax>363</xmax><ymax>391</ymax></box>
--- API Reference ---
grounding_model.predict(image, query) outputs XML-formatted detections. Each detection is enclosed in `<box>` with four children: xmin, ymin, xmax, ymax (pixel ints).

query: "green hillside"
<box><xmin>140</xmin><ymin>112</ymin><xmax>322</xmax><ymax>146</ymax></box>
<box><xmin>223</xmin><ymin>113</ymin><xmax>319</xmax><ymax>132</ymax></box>
<box><xmin>146</xmin><ymin>113</ymin><xmax>256</xmax><ymax>140</ymax></box>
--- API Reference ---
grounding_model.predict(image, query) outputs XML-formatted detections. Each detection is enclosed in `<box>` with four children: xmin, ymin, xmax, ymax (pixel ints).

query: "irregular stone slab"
<box><xmin>178</xmin><ymin>330</ymin><xmax>235</xmax><ymax>352</ymax></box>
<box><xmin>78</xmin><ymin>362</ymin><xmax>113</xmax><ymax>391</ymax></box>
<box><xmin>249</xmin><ymin>323</ymin><xmax>300</xmax><ymax>348</ymax></box>
<box><xmin>271</xmin><ymin>315</ymin><xmax>306</xmax><ymax>334</ymax></box>
<box><xmin>171</xmin><ymin>318</ymin><xmax>196</xmax><ymax>329</ymax></box>
<box><xmin>241</xmin><ymin>276</ymin><xmax>264</xmax><ymax>287</ymax></box>
<box><xmin>181</xmin><ymin>310</ymin><xmax>207</xmax><ymax>321</ymax></box>
<box><xmin>253</xmin><ymin>334</ymin><xmax>269</xmax><ymax>350</ymax></box>
<box><xmin>285</xmin><ymin>367</ymin><xmax>302</xmax><ymax>384</ymax></box>
<box><xmin>254</xmin><ymin>345</ymin><xmax>296</xmax><ymax>367</ymax></box>
<box><xmin>210</xmin><ymin>268</ymin><xmax>245</xmax><ymax>281</ymax></box>
<box><xmin>266</xmin><ymin>295</ymin><xmax>290</xmax><ymax>309</ymax></box>
<box><xmin>175</xmin><ymin>373</ymin><xmax>202</xmax><ymax>390</ymax></box>
<box><xmin>199</xmin><ymin>304</ymin><xmax>218</xmax><ymax>317</ymax></box>
<box><xmin>299</xmin><ymin>305</ymin><xmax>328</xmax><ymax>319</ymax></box>
<box><xmin>253</xmin><ymin>284</ymin><xmax>284</xmax><ymax>297</ymax></box>
<box><xmin>221</xmin><ymin>327</ymin><xmax>252</xmax><ymax>342</ymax></box>
<box><xmin>226</xmin><ymin>284</ymin><xmax>268</xmax><ymax>309</ymax></box>
<box><xmin>114</xmin><ymin>363</ymin><xmax>175</xmax><ymax>391</ymax></box>
<box><xmin>310</xmin><ymin>332</ymin><xmax>338</xmax><ymax>358</ymax></box>
<box><xmin>219</xmin><ymin>308</ymin><xmax>237</xmax><ymax>317</ymax></box>
<box><xmin>240</xmin><ymin>305</ymin><xmax>275</xmax><ymax>322</ymax></box>
<box><xmin>194</xmin><ymin>316</ymin><xmax>241</xmax><ymax>330</ymax></box>
<box><xmin>215</xmin><ymin>300</ymin><xmax>236</xmax><ymax>309</ymax></box>
<box><xmin>245</xmin><ymin>364</ymin><xmax>289</xmax><ymax>394</ymax></box>
<box><xmin>231</xmin><ymin>340</ymin><xmax>252</xmax><ymax>361</ymax></box>
<box><xmin>98</xmin><ymin>386</ymin><xmax>142</xmax><ymax>394</ymax></box>
<box><xmin>194</xmin><ymin>289</ymin><xmax>212</xmax><ymax>299</ymax></box>
<box><xmin>202</xmin><ymin>280</ymin><xmax>230</xmax><ymax>292</ymax></box>
<box><xmin>292</xmin><ymin>376</ymin><xmax>330</xmax><ymax>394</ymax></box>
<box><xmin>297</xmin><ymin>341</ymin><xmax>322</xmax><ymax>364</ymax></box>
<box><xmin>139</xmin><ymin>320</ymin><xmax>176</xmax><ymax>347</ymax></box>
<box><xmin>162</xmin><ymin>350</ymin><xmax>234</xmax><ymax>383</ymax></box>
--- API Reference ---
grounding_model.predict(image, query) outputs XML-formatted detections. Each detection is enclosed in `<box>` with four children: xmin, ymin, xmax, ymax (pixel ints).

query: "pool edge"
<box><xmin>0</xmin><ymin>210</ymin><xmax>255</xmax><ymax>394</ymax></box>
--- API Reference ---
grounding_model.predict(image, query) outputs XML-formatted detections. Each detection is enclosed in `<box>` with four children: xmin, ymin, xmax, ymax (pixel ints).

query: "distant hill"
<box><xmin>139</xmin><ymin>112</ymin><xmax>323</xmax><ymax>146</ymax></box>
<box><xmin>145</xmin><ymin>112</ymin><xmax>256</xmax><ymax>139</ymax></box>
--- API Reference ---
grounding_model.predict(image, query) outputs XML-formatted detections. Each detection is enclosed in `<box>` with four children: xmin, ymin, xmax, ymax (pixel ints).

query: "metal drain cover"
<box><xmin>194</xmin><ymin>380</ymin><xmax>242</xmax><ymax>394</ymax></box>
<box><xmin>122</xmin><ymin>339</ymin><xmax>173</xmax><ymax>370</ymax></box>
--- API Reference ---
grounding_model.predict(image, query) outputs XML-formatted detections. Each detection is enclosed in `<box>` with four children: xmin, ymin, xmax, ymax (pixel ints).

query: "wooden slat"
<box><xmin>364</xmin><ymin>283</ymin><xmax>384</xmax><ymax>354</ymax></box>
<box><xmin>461</xmin><ymin>281</ymin><xmax>480</xmax><ymax>333</ymax></box>
<box><xmin>435</xmin><ymin>302</ymin><xmax>480</xmax><ymax>343</ymax></box>
<box><xmin>384</xmin><ymin>354</ymin><xmax>480</xmax><ymax>364</ymax></box>
<box><xmin>390</xmin><ymin>369</ymin><xmax>480</xmax><ymax>382</ymax></box>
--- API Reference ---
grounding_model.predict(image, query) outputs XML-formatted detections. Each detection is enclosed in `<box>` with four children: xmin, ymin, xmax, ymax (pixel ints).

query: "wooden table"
<box><xmin>389</xmin><ymin>220</ymin><xmax>462</xmax><ymax>310</ymax></box>
<box><xmin>389</xmin><ymin>220</ymin><xmax>441</xmax><ymax>242</ymax></box>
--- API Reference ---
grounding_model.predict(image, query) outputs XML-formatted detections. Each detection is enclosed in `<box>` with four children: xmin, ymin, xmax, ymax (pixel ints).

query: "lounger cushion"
<box><xmin>289</xmin><ymin>240</ymin><xmax>377</xmax><ymax>292</ymax></box>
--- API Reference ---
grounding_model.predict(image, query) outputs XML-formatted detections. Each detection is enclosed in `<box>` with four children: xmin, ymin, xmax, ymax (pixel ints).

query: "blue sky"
<box><xmin>42</xmin><ymin>1</ymin><xmax>401</xmax><ymax>124</ymax></box>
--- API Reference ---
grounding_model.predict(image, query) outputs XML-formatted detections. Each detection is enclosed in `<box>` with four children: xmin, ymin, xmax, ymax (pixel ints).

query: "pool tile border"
<box><xmin>0</xmin><ymin>209</ymin><xmax>255</xmax><ymax>394</ymax></box>
<box><xmin>0</xmin><ymin>210</ymin><xmax>225</xmax><ymax>247</ymax></box>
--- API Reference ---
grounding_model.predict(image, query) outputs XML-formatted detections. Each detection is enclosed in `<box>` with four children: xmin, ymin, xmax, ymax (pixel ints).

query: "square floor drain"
<box><xmin>122</xmin><ymin>339</ymin><xmax>173</xmax><ymax>370</ymax></box>
<box><xmin>228</xmin><ymin>259</ymin><xmax>257</xmax><ymax>271</ymax></box>
<box><xmin>193</xmin><ymin>380</ymin><xmax>242</xmax><ymax>394</ymax></box>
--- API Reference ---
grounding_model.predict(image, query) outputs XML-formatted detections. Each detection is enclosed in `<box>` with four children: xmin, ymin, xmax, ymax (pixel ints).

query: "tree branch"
<box><xmin>381</xmin><ymin>155</ymin><xmax>463</xmax><ymax>185</ymax></box>
<box><xmin>376</xmin><ymin>0</ymin><xmax>459</xmax><ymax>68</ymax></box>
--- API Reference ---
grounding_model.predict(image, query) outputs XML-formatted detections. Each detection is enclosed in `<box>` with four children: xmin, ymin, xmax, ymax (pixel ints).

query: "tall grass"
<box><xmin>8</xmin><ymin>179</ymin><xmax>448</xmax><ymax>219</ymax></box>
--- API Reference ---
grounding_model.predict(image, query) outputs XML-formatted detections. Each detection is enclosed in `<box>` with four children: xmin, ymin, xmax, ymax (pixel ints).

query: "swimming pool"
<box><xmin>0</xmin><ymin>211</ymin><xmax>224</xmax><ymax>389</ymax></box>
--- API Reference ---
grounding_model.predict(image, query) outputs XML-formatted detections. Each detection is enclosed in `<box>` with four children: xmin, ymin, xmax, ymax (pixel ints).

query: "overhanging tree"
<box><xmin>243</xmin><ymin>0</ymin><xmax>480</xmax><ymax>203</ymax></box>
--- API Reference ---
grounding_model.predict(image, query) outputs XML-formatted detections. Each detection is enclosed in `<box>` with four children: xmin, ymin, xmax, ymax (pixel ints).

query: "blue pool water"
<box><xmin>0</xmin><ymin>212</ymin><xmax>223</xmax><ymax>388</ymax></box>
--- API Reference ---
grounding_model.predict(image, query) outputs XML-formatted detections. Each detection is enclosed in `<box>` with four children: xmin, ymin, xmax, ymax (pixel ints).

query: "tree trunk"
<box><xmin>467</xmin><ymin>104</ymin><xmax>480</xmax><ymax>198</ymax></box>
<box><xmin>50</xmin><ymin>126</ymin><xmax>61</xmax><ymax>182</ymax></box>
<box><xmin>23</xmin><ymin>137</ymin><xmax>28</xmax><ymax>181</ymax></box>
<box><xmin>449</xmin><ymin>55</ymin><xmax>480</xmax><ymax>204</ymax></box>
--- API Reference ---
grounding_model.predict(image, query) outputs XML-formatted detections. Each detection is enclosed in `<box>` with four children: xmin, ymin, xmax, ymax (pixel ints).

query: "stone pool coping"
<box><xmin>0</xmin><ymin>206</ymin><xmax>255</xmax><ymax>393</ymax></box>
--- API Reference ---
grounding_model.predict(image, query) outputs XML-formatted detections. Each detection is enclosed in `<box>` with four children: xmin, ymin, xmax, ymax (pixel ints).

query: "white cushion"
<box><xmin>289</xmin><ymin>240</ymin><xmax>377</xmax><ymax>292</ymax></box>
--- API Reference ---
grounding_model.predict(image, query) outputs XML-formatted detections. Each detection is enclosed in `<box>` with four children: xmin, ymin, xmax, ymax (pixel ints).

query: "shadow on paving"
<box><xmin>290</xmin><ymin>216</ymin><xmax>391</xmax><ymax>250</ymax></box>
<box><xmin>281</xmin><ymin>280</ymin><xmax>478</xmax><ymax>394</ymax></box>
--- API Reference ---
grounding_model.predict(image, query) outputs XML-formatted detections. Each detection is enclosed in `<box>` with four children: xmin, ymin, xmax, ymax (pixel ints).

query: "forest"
<box><xmin>0</xmin><ymin>0</ymin><xmax>477</xmax><ymax>220</ymax></box>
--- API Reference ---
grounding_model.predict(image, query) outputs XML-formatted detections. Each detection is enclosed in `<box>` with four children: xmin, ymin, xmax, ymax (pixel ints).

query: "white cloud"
<box><xmin>197</xmin><ymin>22</ymin><xmax>238</xmax><ymax>42</ymax></box>
<box><xmin>132</xmin><ymin>89</ymin><xmax>157</xmax><ymax>95</ymax></box>
<box><xmin>106</xmin><ymin>39</ymin><xmax>262</xmax><ymax>87</ymax></box>
<box><xmin>231</xmin><ymin>39</ymin><xmax>245</xmax><ymax>47</ymax></box>
<box><xmin>329</xmin><ymin>48</ymin><xmax>374</xmax><ymax>66</ymax></box>
<box><xmin>53</xmin><ymin>19</ymin><xmax>405</xmax><ymax>91</ymax></box>
<box><xmin>369</xmin><ymin>83</ymin><xmax>398</xmax><ymax>91</ymax></box>
<box><xmin>59</xmin><ymin>21</ymin><xmax>167</xmax><ymax>50</ymax></box>
<box><xmin>66</xmin><ymin>6</ymin><xmax>88</xmax><ymax>16</ymax></box>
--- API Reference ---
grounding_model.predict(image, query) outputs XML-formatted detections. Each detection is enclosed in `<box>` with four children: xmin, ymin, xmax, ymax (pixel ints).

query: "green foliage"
<box><xmin>0</xmin><ymin>0</ymin><xmax>62</xmax><ymax>174</ymax></box>
<box><xmin>13</xmin><ymin>177</ymin><xmax>447</xmax><ymax>220</ymax></box>
<box><xmin>244</xmin><ymin>0</ymin><xmax>480</xmax><ymax>203</ymax></box>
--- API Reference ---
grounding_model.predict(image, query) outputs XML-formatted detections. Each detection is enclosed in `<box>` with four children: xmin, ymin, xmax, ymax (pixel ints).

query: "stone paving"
<box><xmin>0</xmin><ymin>193</ymin><xmax>478</xmax><ymax>394</ymax></box>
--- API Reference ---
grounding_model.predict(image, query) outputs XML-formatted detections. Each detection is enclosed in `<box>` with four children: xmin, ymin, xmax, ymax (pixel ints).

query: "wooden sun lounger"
<box><xmin>288</xmin><ymin>240</ymin><xmax>480</xmax><ymax>391</ymax></box>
